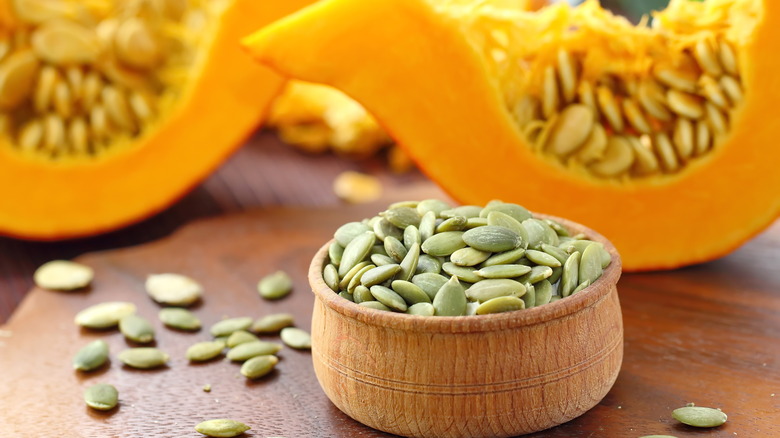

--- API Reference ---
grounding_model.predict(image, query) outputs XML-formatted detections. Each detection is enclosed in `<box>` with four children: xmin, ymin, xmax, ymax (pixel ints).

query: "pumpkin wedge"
<box><xmin>244</xmin><ymin>0</ymin><xmax>778</xmax><ymax>271</ymax></box>
<box><xmin>0</xmin><ymin>0</ymin><xmax>312</xmax><ymax>240</ymax></box>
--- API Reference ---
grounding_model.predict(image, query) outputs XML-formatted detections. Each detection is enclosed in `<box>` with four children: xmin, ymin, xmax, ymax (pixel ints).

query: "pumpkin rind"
<box><xmin>244</xmin><ymin>0</ymin><xmax>779</xmax><ymax>271</ymax></box>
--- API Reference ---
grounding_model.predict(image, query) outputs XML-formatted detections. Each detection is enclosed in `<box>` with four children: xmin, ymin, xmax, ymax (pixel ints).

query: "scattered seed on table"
<box><xmin>145</xmin><ymin>273</ymin><xmax>203</xmax><ymax>306</ymax></box>
<box><xmin>194</xmin><ymin>419</ymin><xmax>251</xmax><ymax>437</ymax></box>
<box><xmin>280</xmin><ymin>327</ymin><xmax>312</xmax><ymax>350</ymax></box>
<box><xmin>257</xmin><ymin>270</ymin><xmax>293</xmax><ymax>300</ymax></box>
<box><xmin>34</xmin><ymin>260</ymin><xmax>94</xmax><ymax>291</ymax></box>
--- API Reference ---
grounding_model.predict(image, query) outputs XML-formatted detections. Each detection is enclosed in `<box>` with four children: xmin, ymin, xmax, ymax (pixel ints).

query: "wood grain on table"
<box><xmin>0</xmin><ymin>132</ymin><xmax>779</xmax><ymax>437</ymax></box>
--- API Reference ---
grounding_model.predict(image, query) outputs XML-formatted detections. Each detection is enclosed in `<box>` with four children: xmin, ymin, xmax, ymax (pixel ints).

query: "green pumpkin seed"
<box><xmin>565</xmin><ymin>240</ymin><xmax>611</xmax><ymax>268</ymax></box>
<box><xmin>406</xmin><ymin>302</ymin><xmax>435</xmax><ymax>316</ymax></box>
<box><xmin>525</xmin><ymin>249</ymin><xmax>562</xmax><ymax>267</ymax></box>
<box><xmin>338</xmin><ymin>291</ymin><xmax>355</xmax><ymax>302</ymax></box>
<box><xmin>347</xmin><ymin>264</ymin><xmax>376</xmax><ymax>293</ymax></box>
<box><xmin>561</xmin><ymin>251</ymin><xmax>581</xmax><ymax>297</ymax></box>
<box><xmin>538</xmin><ymin>219</ymin><xmax>560</xmax><ymax>246</ymax></box>
<box><xmin>359</xmin><ymin>301</ymin><xmax>391</xmax><ymax>311</ymax></box>
<box><xmin>436</xmin><ymin>216</ymin><xmax>468</xmax><ymax>232</ymax></box>
<box><xmin>465</xmin><ymin>217</ymin><xmax>488</xmax><ymax>229</ymax></box>
<box><xmin>227</xmin><ymin>330</ymin><xmax>259</xmax><ymax>348</ymax></box>
<box><xmin>334</xmin><ymin>222</ymin><xmax>371</xmax><ymax>247</ymax></box>
<box><xmin>432</xmin><ymin>275</ymin><xmax>467</xmax><ymax>316</ymax></box>
<box><xmin>480</xmin><ymin>247</ymin><xmax>526</xmax><ymax>267</ymax></box>
<box><xmin>421</xmin><ymin>231</ymin><xmax>466</xmax><ymax>256</ymax></box>
<box><xmin>465</xmin><ymin>279</ymin><xmax>526</xmax><ymax>302</ymax></box>
<box><xmin>210</xmin><ymin>317</ymin><xmax>253</xmax><ymax>337</ymax></box>
<box><xmin>440</xmin><ymin>205</ymin><xmax>482</xmax><ymax>218</ymax></box>
<box><xmin>369</xmin><ymin>285</ymin><xmax>408</xmax><ymax>312</ymax></box>
<box><xmin>550</xmin><ymin>296</ymin><xmax>562</xmax><ymax>303</ymax></box>
<box><xmin>391</xmin><ymin>280</ymin><xmax>431</xmax><ymax>305</ymax></box>
<box><xmin>541</xmin><ymin>243</ymin><xmax>569</xmax><ymax>265</ymax></box>
<box><xmin>534</xmin><ymin>280</ymin><xmax>553</xmax><ymax>306</ymax></box>
<box><xmin>213</xmin><ymin>336</ymin><xmax>229</xmax><ymax>348</ymax></box>
<box><xmin>418</xmin><ymin>211</ymin><xmax>437</xmax><ymax>242</ymax></box>
<box><xmin>521</xmin><ymin>283</ymin><xmax>536</xmax><ymax>308</ymax></box>
<box><xmin>397</xmin><ymin>242</ymin><xmax>420</xmax><ymax>282</ymax></box>
<box><xmin>517</xmin><ymin>265</ymin><xmax>553</xmax><ymax>284</ymax></box>
<box><xmin>549</xmin><ymin>266</ymin><xmax>563</xmax><ymax>284</ymax></box>
<box><xmin>227</xmin><ymin>340</ymin><xmax>283</xmax><ymax>361</ymax></box>
<box><xmin>441</xmin><ymin>262</ymin><xmax>482</xmax><ymax>283</ymax></box>
<box><xmin>450</xmin><ymin>247</ymin><xmax>491</xmax><ymax>267</ymax></box>
<box><xmin>370</xmin><ymin>253</ymin><xmax>395</xmax><ymax>267</ymax></box>
<box><xmin>383</xmin><ymin>236</ymin><xmax>408</xmax><ymax>262</ymax></box>
<box><xmin>258</xmin><ymin>270</ymin><xmax>293</xmax><ymax>300</ymax></box>
<box><xmin>371</xmin><ymin>244</ymin><xmax>388</xmax><ymax>256</ymax></box>
<box><xmin>479</xmin><ymin>201</ymin><xmax>532</xmax><ymax>222</ymax></box>
<box><xmin>544</xmin><ymin>218</ymin><xmax>570</xmax><ymax>236</ymax></box>
<box><xmin>572</xmin><ymin>279</ymin><xmax>591</xmax><ymax>294</ymax></box>
<box><xmin>403</xmin><ymin>225</ymin><xmax>421</xmax><ymax>249</ymax></box>
<box><xmin>251</xmin><ymin>313</ymin><xmax>294</xmax><ymax>334</ymax></box>
<box><xmin>75</xmin><ymin>301</ymin><xmax>136</xmax><ymax>329</ymax></box>
<box><xmin>352</xmin><ymin>285</ymin><xmax>374</xmax><ymax>304</ymax></box>
<box><xmin>476</xmin><ymin>264</ymin><xmax>532</xmax><ymax>279</ymax></box>
<box><xmin>465</xmin><ymin>301</ymin><xmax>480</xmax><ymax>315</ymax></box>
<box><xmin>373</xmin><ymin>217</ymin><xmax>403</xmax><ymax>242</ymax></box>
<box><xmin>323</xmin><ymin>264</ymin><xmax>340</xmax><ymax>292</ymax></box>
<box><xmin>338</xmin><ymin>261</ymin><xmax>370</xmax><ymax>290</ymax></box>
<box><xmin>186</xmin><ymin>341</ymin><xmax>225</xmax><ymax>362</ymax></box>
<box><xmin>462</xmin><ymin>226</ymin><xmax>521</xmax><ymax>252</ymax></box>
<box><xmin>416</xmin><ymin>199</ymin><xmax>451</xmax><ymax>217</ymax></box>
<box><xmin>476</xmin><ymin>296</ymin><xmax>526</xmax><ymax>315</ymax></box>
<box><xmin>361</xmin><ymin>264</ymin><xmax>401</xmax><ymax>287</ymax></box>
<box><xmin>241</xmin><ymin>355</ymin><xmax>278</xmax><ymax>380</ymax></box>
<box><xmin>486</xmin><ymin>211</ymin><xmax>529</xmax><ymax>245</ymax></box>
<box><xmin>145</xmin><ymin>273</ymin><xmax>203</xmax><ymax>306</ymax></box>
<box><xmin>415</xmin><ymin>254</ymin><xmax>442</xmax><ymax>274</ymax></box>
<box><xmin>389</xmin><ymin>200</ymin><xmax>419</xmax><ymax>209</ymax></box>
<box><xmin>84</xmin><ymin>383</ymin><xmax>118</xmax><ymax>411</ymax></box>
<box><xmin>412</xmin><ymin>273</ymin><xmax>449</xmax><ymax>300</ymax></box>
<box><xmin>73</xmin><ymin>339</ymin><xmax>109</xmax><ymax>371</ymax></box>
<box><xmin>280</xmin><ymin>327</ymin><xmax>312</xmax><ymax>349</ymax></box>
<box><xmin>195</xmin><ymin>419</ymin><xmax>251</xmax><ymax>437</ymax></box>
<box><xmin>34</xmin><ymin>260</ymin><xmax>94</xmax><ymax>291</ymax></box>
<box><xmin>159</xmin><ymin>307</ymin><xmax>201</xmax><ymax>331</ymax></box>
<box><xmin>338</xmin><ymin>231</ymin><xmax>376</xmax><ymax>277</ymax></box>
<box><xmin>382</xmin><ymin>206</ymin><xmax>421</xmax><ymax>229</ymax></box>
<box><xmin>521</xmin><ymin>219</ymin><xmax>547</xmax><ymax>250</ymax></box>
<box><xmin>579</xmin><ymin>244</ymin><xmax>604</xmax><ymax>285</ymax></box>
<box><xmin>118</xmin><ymin>347</ymin><xmax>169</xmax><ymax>369</ymax></box>
<box><xmin>328</xmin><ymin>241</ymin><xmax>344</xmax><ymax>266</ymax></box>
<box><xmin>119</xmin><ymin>314</ymin><xmax>155</xmax><ymax>343</ymax></box>
<box><xmin>672</xmin><ymin>406</ymin><xmax>727</xmax><ymax>428</ymax></box>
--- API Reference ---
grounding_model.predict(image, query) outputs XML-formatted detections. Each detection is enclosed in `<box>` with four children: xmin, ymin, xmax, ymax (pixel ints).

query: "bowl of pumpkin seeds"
<box><xmin>308</xmin><ymin>199</ymin><xmax>623</xmax><ymax>438</ymax></box>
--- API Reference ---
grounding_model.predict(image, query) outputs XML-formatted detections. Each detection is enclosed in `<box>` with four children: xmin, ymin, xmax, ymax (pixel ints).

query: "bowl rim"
<box><xmin>308</xmin><ymin>213</ymin><xmax>622</xmax><ymax>334</ymax></box>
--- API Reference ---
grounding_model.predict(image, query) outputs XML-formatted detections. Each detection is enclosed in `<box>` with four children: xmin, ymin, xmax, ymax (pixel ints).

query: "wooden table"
<box><xmin>1</xmin><ymin>132</ymin><xmax>778</xmax><ymax>437</ymax></box>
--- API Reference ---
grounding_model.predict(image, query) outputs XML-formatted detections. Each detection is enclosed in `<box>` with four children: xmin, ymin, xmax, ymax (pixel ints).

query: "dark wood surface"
<box><xmin>0</xmin><ymin>132</ymin><xmax>779</xmax><ymax>437</ymax></box>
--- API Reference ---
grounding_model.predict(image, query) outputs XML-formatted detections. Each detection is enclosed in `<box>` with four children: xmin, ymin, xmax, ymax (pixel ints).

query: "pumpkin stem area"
<box><xmin>0</xmin><ymin>0</ymin><xmax>221</xmax><ymax>162</ymax></box>
<box><xmin>440</xmin><ymin>0</ymin><xmax>760</xmax><ymax>182</ymax></box>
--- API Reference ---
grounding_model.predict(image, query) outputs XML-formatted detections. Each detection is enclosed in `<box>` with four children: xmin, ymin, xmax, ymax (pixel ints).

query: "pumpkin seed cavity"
<box><xmin>442</xmin><ymin>0</ymin><xmax>755</xmax><ymax>182</ymax></box>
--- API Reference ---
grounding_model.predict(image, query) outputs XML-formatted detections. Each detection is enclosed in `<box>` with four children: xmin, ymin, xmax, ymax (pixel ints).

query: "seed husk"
<box><xmin>145</xmin><ymin>273</ymin><xmax>203</xmax><ymax>307</ymax></box>
<box><xmin>280</xmin><ymin>327</ymin><xmax>312</xmax><ymax>349</ymax></box>
<box><xmin>415</xmin><ymin>254</ymin><xmax>443</xmax><ymax>274</ymax></box>
<box><xmin>226</xmin><ymin>330</ymin><xmax>260</xmax><ymax>348</ymax></box>
<box><xmin>432</xmin><ymin>275</ymin><xmax>467</xmax><ymax>316</ymax></box>
<box><xmin>359</xmin><ymin>301</ymin><xmax>391</xmax><ymax>311</ymax></box>
<box><xmin>240</xmin><ymin>355</ymin><xmax>278</xmax><ymax>380</ymax></box>
<box><xmin>84</xmin><ymin>383</ymin><xmax>118</xmax><ymax>411</ymax></box>
<box><xmin>441</xmin><ymin>262</ymin><xmax>482</xmax><ymax>283</ymax></box>
<box><xmin>476</xmin><ymin>264</ymin><xmax>532</xmax><ymax>279</ymax></box>
<box><xmin>545</xmin><ymin>104</ymin><xmax>594</xmax><ymax>156</ymax></box>
<box><xmin>338</xmin><ymin>231</ymin><xmax>376</xmax><ymax>277</ymax></box>
<box><xmin>159</xmin><ymin>307</ymin><xmax>201</xmax><ymax>331</ymax></box>
<box><xmin>420</xmin><ymin>231</ymin><xmax>466</xmax><ymax>256</ymax></box>
<box><xmin>334</xmin><ymin>221</ymin><xmax>371</xmax><ymax>247</ymax></box>
<box><xmin>119</xmin><ymin>314</ymin><xmax>155</xmax><ymax>343</ymax></box>
<box><xmin>227</xmin><ymin>341</ymin><xmax>283</xmax><ymax>361</ymax></box>
<box><xmin>406</xmin><ymin>302</ymin><xmax>435</xmax><ymax>316</ymax></box>
<box><xmin>476</xmin><ymin>296</ymin><xmax>526</xmax><ymax>315</ymax></box>
<box><xmin>258</xmin><ymin>270</ymin><xmax>293</xmax><ymax>300</ymax></box>
<box><xmin>73</xmin><ymin>339</ymin><xmax>109</xmax><ymax>371</ymax></box>
<box><xmin>369</xmin><ymin>285</ymin><xmax>408</xmax><ymax>312</ymax></box>
<box><xmin>251</xmin><ymin>313</ymin><xmax>294</xmax><ymax>334</ymax></box>
<box><xmin>465</xmin><ymin>279</ymin><xmax>526</xmax><ymax>303</ymax></box>
<box><xmin>463</xmin><ymin>226</ymin><xmax>521</xmax><ymax>253</ymax></box>
<box><xmin>34</xmin><ymin>260</ymin><xmax>94</xmax><ymax>291</ymax></box>
<box><xmin>481</xmin><ymin>247</ymin><xmax>526</xmax><ymax>267</ymax></box>
<box><xmin>672</xmin><ymin>406</ymin><xmax>727</xmax><ymax>428</ymax></box>
<box><xmin>450</xmin><ymin>247</ymin><xmax>491</xmax><ymax>267</ymax></box>
<box><xmin>195</xmin><ymin>419</ymin><xmax>251</xmax><ymax>437</ymax></box>
<box><xmin>210</xmin><ymin>317</ymin><xmax>253</xmax><ymax>337</ymax></box>
<box><xmin>118</xmin><ymin>347</ymin><xmax>169</xmax><ymax>369</ymax></box>
<box><xmin>391</xmin><ymin>280</ymin><xmax>431</xmax><ymax>305</ymax></box>
<box><xmin>186</xmin><ymin>341</ymin><xmax>225</xmax><ymax>362</ymax></box>
<box><xmin>75</xmin><ymin>301</ymin><xmax>136</xmax><ymax>329</ymax></box>
<box><xmin>412</xmin><ymin>273</ymin><xmax>449</xmax><ymax>300</ymax></box>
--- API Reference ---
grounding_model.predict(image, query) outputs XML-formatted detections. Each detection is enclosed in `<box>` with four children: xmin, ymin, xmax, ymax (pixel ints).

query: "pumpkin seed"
<box><xmin>347</xmin><ymin>264</ymin><xmax>376</xmax><ymax>293</ymax></box>
<box><xmin>412</xmin><ymin>273</ymin><xmax>449</xmax><ymax>300</ymax></box>
<box><xmin>210</xmin><ymin>317</ymin><xmax>253</xmax><ymax>337</ymax></box>
<box><xmin>480</xmin><ymin>247</ymin><xmax>526</xmax><ymax>267</ymax></box>
<box><xmin>145</xmin><ymin>273</ymin><xmax>203</xmax><ymax>307</ymax></box>
<box><xmin>334</xmin><ymin>221</ymin><xmax>371</xmax><ymax>247</ymax></box>
<box><xmin>541</xmin><ymin>243</ymin><xmax>569</xmax><ymax>265</ymax></box>
<box><xmin>534</xmin><ymin>280</ymin><xmax>553</xmax><ymax>306</ymax></box>
<box><xmin>75</xmin><ymin>301</ymin><xmax>136</xmax><ymax>329</ymax></box>
<box><xmin>339</xmin><ymin>291</ymin><xmax>355</xmax><ymax>302</ymax></box>
<box><xmin>476</xmin><ymin>264</ymin><xmax>532</xmax><ymax>279</ymax></box>
<box><xmin>463</xmin><ymin>226</ymin><xmax>521</xmax><ymax>252</ymax></box>
<box><xmin>280</xmin><ymin>327</ymin><xmax>312</xmax><ymax>349</ymax></box>
<box><xmin>415</xmin><ymin>254</ymin><xmax>443</xmax><ymax>274</ymax></box>
<box><xmin>241</xmin><ymin>355</ymin><xmax>278</xmax><ymax>380</ymax></box>
<box><xmin>572</xmin><ymin>279</ymin><xmax>591</xmax><ymax>294</ymax></box>
<box><xmin>373</xmin><ymin>217</ymin><xmax>403</xmax><ymax>242</ymax></box>
<box><xmin>338</xmin><ymin>261</ymin><xmax>370</xmax><ymax>290</ymax></box>
<box><xmin>579</xmin><ymin>243</ymin><xmax>604</xmax><ymax>285</ymax></box>
<box><xmin>465</xmin><ymin>217</ymin><xmax>489</xmax><ymax>229</ymax></box>
<box><xmin>476</xmin><ymin>296</ymin><xmax>526</xmax><ymax>315</ymax></box>
<box><xmin>418</xmin><ymin>211</ymin><xmax>437</xmax><ymax>242</ymax></box>
<box><xmin>251</xmin><ymin>313</ymin><xmax>294</xmax><ymax>334</ymax></box>
<box><xmin>338</xmin><ymin>231</ymin><xmax>375</xmax><ymax>277</ymax></box>
<box><xmin>370</xmin><ymin>253</ymin><xmax>395</xmax><ymax>267</ymax></box>
<box><xmin>34</xmin><ymin>260</ymin><xmax>93</xmax><ymax>290</ymax></box>
<box><xmin>403</xmin><ymin>225</ymin><xmax>421</xmax><ymax>249</ymax></box>
<box><xmin>421</xmin><ymin>231</ymin><xmax>466</xmax><ymax>256</ymax></box>
<box><xmin>370</xmin><ymin>244</ymin><xmax>387</xmax><ymax>256</ymax></box>
<box><xmin>521</xmin><ymin>283</ymin><xmax>536</xmax><ymax>308</ymax></box>
<box><xmin>360</xmin><ymin>264</ymin><xmax>401</xmax><ymax>287</ymax></box>
<box><xmin>397</xmin><ymin>242</ymin><xmax>420</xmax><ymax>282</ymax></box>
<box><xmin>227</xmin><ymin>340</ymin><xmax>283</xmax><ymax>361</ymax></box>
<box><xmin>406</xmin><ymin>302</ymin><xmax>435</xmax><ymax>316</ymax></box>
<box><xmin>465</xmin><ymin>279</ymin><xmax>526</xmax><ymax>303</ymax></box>
<box><xmin>84</xmin><ymin>383</ymin><xmax>118</xmax><ymax>411</ymax></box>
<box><xmin>436</xmin><ymin>216</ymin><xmax>468</xmax><ymax>232</ymax></box>
<box><xmin>672</xmin><ymin>406</ymin><xmax>727</xmax><ymax>428</ymax></box>
<box><xmin>32</xmin><ymin>20</ymin><xmax>100</xmax><ymax>65</ymax></box>
<box><xmin>118</xmin><ymin>347</ymin><xmax>169</xmax><ymax>369</ymax></box>
<box><xmin>159</xmin><ymin>307</ymin><xmax>201</xmax><ymax>331</ymax></box>
<box><xmin>450</xmin><ymin>247</ymin><xmax>491</xmax><ymax>267</ymax></box>
<box><xmin>416</xmin><ymin>199</ymin><xmax>451</xmax><ymax>217</ymax></box>
<box><xmin>258</xmin><ymin>270</ymin><xmax>293</xmax><ymax>300</ymax></box>
<box><xmin>382</xmin><ymin>206</ymin><xmax>421</xmax><ymax>229</ymax></box>
<box><xmin>119</xmin><ymin>314</ymin><xmax>155</xmax><ymax>343</ymax></box>
<box><xmin>73</xmin><ymin>340</ymin><xmax>109</xmax><ymax>371</ymax></box>
<box><xmin>486</xmin><ymin>211</ymin><xmax>528</xmax><ymax>244</ymax></box>
<box><xmin>352</xmin><ymin>285</ymin><xmax>374</xmax><ymax>304</ymax></box>
<box><xmin>440</xmin><ymin>205</ymin><xmax>482</xmax><ymax>218</ymax></box>
<box><xmin>323</xmin><ymin>264</ymin><xmax>340</xmax><ymax>292</ymax></box>
<box><xmin>226</xmin><ymin>330</ymin><xmax>259</xmax><ymax>348</ymax></box>
<box><xmin>388</xmin><ymin>200</ymin><xmax>419</xmax><ymax>209</ymax></box>
<box><xmin>517</xmin><ymin>265</ymin><xmax>553</xmax><ymax>284</ymax></box>
<box><xmin>479</xmin><ymin>201</ymin><xmax>532</xmax><ymax>222</ymax></box>
<box><xmin>524</xmin><ymin>249</ymin><xmax>562</xmax><ymax>267</ymax></box>
<box><xmin>186</xmin><ymin>341</ymin><xmax>224</xmax><ymax>362</ymax></box>
<box><xmin>441</xmin><ymin>262</ymin><xmax>482</xmax><ymax>283</ymax></box>
<box><xmin>195</xmin><ymin>419</ymin><xmax>251</xmax><ymax>437</ymax></box>
<box><xmin>359</xmin><ymin>301</ymin><xmax>391</xmax><ymax>311</ymax></box>
<box><xmin>561</xmin><ymin>251</ymin><xmax>581</xmax><ymax>297</ymax></box>
<box><xmin>391</xmin><ymin>280</ymin><xmax>431</xmax><ymax>305</ymax></box>
<box><xmin>432</xmin><ymin>275</ymin><xmax>467</xmax><ymax>316</ymax></box>
<box><xmin>369</xmin><ymin>285</ymin><xmax>408</xmax><ymax>312</ymax></box>
<box><xmin>548</xmin><ymin>266</ymin><xmax>563</xmax><ymax>284</ymax></box>
<box><xmin>328</xmin><ymin>241</ymin><xmax>344</xmax><ymax>266</ymax></box>
<box><xmin>383</xmin><ymin>235</ymin><xmax>408</xmax><ymax>262</ymax></box>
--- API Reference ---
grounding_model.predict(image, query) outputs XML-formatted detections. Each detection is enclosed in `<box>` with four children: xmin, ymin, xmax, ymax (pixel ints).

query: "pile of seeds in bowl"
<box><xmin>323</xmin><ymin>199</ymin><xmax>612</xmax><ymax>316</ymax></box>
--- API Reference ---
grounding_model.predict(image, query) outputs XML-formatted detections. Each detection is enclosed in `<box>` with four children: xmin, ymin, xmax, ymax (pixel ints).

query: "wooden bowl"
<box><xmin>307</xmin><ymin>215</ymin><xmax>623</xmax><ymax>438</ymax></box>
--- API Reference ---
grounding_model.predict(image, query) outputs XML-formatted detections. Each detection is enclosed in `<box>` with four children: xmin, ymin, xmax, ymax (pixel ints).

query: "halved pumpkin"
<box><xmin>0</xmin><ymin>0</ymin><xmax>312</xmax><ymax>240</ymax></box>
<box><xmin>244</xmin><ymin>0</ymin><xmax>778</xmax><ymax>271</ymax></box>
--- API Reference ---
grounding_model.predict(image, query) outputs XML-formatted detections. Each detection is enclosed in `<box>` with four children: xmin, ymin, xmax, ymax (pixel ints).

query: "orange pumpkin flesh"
<box><xmin>0</xmin><ymin>0</ymin><xmax>312</xmax><ymax>240</ymax></box>
<box><xmin>244</xmin><ymin>0</ymin><xmax>780</xmax><ymax>271</ymax></box>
